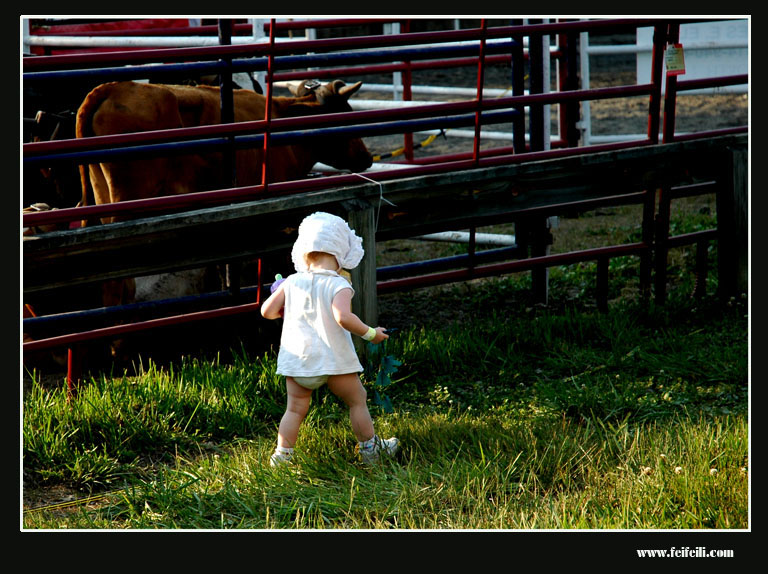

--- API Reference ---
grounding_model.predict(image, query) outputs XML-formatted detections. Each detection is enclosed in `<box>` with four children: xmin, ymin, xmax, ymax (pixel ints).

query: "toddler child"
<box><xmin>260</xmin><ymin>211</ymin><xmax>399</xmax><ymax>466</ymax></box>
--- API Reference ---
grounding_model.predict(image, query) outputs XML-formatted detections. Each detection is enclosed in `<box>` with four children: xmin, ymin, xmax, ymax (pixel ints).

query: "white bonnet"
<box><xmin>291</xmin><ymin>212</ymin><xmax>365</xmax><ymax>272</ymax></box>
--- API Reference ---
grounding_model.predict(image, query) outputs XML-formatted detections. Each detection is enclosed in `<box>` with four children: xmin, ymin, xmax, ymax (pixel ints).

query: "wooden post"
<box><xmin>717</xmin><ymin>144</ymin><xmax>748</xmax><ymax>298</ymax></box>
<box><xmin>525</xmin><ymin>22</ymin><xmax>551</xmax><ymax>305</ymax></box>
<box><xmin>732</xmin><ymin>145</ymin><xmax>748</xmax><ymax>296</ymax></box>
<box><xmin>516</xmin><ymin>217</ymin><xmax>552</xmax><ymax>306</ymax></box>
<box><xmin>530</xmin><ymin>217</ymin><xmax>551</xmax><ymax>306</ymax></box>
<box><xmin>344</xmin><ymin>200</ymin><xmax>378</xmax><ymax>355</ymax></box>
<box><xmin>654</xmin><ymin>186</ymin><xmax>672</xmax><ymax>305</ymax></box>
<box><xmin>693</xmin><ymin>238</ymin><xmax>709</xmax><ymax>299</ymax></box>
<box><xmin>640</xmin><ymin>188</ymin><xmax>656</xmax><ymax>303</ymax></box>
<box><xmin>596</xmin><ymin>256</ymin><xmax>609</xmax><ymax>312</ymax></box>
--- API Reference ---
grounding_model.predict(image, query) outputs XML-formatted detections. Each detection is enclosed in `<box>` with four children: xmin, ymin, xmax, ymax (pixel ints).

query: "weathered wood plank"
<box><xmin>23</xmin><ymin>135</ymin><xmax>747</xmax><ymax>296</ymax></box>
<box><xmin>716</xmin><ymin>142</ymin><xmax>749</xmax><ymax>297</ymax></box>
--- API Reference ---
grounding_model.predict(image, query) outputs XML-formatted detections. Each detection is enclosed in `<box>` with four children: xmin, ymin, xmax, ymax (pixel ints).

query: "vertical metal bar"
<box><xmin>219</xmin><ymin>19</ymin><xmax>240</xmax><ymax>296</ymax></box>
<box><xmin>384</xmin><ymin>21</ymin><xmax>402</xmax><ymax>102</ymax></box>
<box><xmin>528</xmin><ymin>20</ymin><xmax>545</xmax><ymax>152</ymax></box>
<box><xmin>647</xmin><ymin>23</ymin><xmax>667</xmax><ymax>144</ymax></box>
<box><xmin>560</xmin><ymin>29</ymin><xmax>580</xmax><ymax>147</ymax></box>
<box><xmin>218</xmin><ymin>20</ymin><xmax>235</xmax><ymax>184</ymax></box>
<box><xmin>556</xmin><ymin>30</ymin><xmax>567</xmax><ymax>146</ymax></box>
<box><xmin>262</xmin><ymin>18</ymin><xmax>276</xmax><ymax>188</ymax></box>
<box><xmin>662</xmin><ymin>21</ymin><xmax>680</xmax><ymax>144</ymax></box>
<box><xmin>218</xmin><ymin>19</ymin><xmax>235</xmax><ymax>165</ymax></box>
<box><xmin>579</xmin><ymin>29</ymin><xmax>593</xmax><ymax>147</ymax></box>
<box><xmin>401</xmin><ymin>20</ymin><xmax>414</xmax><ymax>162</ymax></box>
<box><xmin>256</xmin><ymin>257</ymin><xmax>263</xmax><ymax>305</ymax></box>
<box><xmin>218</xmin><ymin>19</ymin><xmax>234</xmax><ymax>126</ymax></box>
<box><xmin>251</xmin><ymin>19</ymin><xmax>267</xmax><ymax>92</ymax></box>
<box><xmin>510</xmin><ymin>19</ymin><xmax>526</xmax><ymax>154</ymax></box>
<box><xmin>473</xmin><ymin>19</ymin><xmax>488</xmax><ymax>164</ymax></box>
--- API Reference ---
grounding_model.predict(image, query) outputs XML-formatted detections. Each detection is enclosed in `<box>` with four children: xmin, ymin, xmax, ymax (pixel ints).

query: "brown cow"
<box><xmin>70</xmin><ymin>79</ymin><xmax>372</xmax><ymax>363</ymax></box>
<box><xmin>76</xmin><ymin>79</ymin><xmax>373</xmax><ymax>223</ymax></box>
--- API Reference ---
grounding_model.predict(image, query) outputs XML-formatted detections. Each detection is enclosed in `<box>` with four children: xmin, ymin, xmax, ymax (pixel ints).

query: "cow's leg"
<box><xmin>87</xmin><ymin>163</ymin><xmax>114</xmax><ymax>223</ymax></box>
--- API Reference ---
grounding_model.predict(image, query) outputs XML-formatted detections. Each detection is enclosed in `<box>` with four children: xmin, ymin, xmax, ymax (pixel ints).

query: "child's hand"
<box><xmin>370</xmin><ymin>327</ymin><xmax>389</xmax><ymax>344</ymax></box>
<box><xmin>270</xmin><ymin>274</ymin><xmax>285</xmax><ymax>294</ymax></box>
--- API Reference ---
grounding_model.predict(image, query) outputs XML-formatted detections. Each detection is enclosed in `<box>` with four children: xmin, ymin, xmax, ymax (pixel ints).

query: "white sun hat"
<box><xmin>291</xmin><ymin>212</ymin><xmax>365</xmax><ymax>272</ymax></box>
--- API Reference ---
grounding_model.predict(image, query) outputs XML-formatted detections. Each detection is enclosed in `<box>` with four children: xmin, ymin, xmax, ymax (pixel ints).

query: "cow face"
<box><xmin>288</xmin><ymin>80</ymin><xmax>373</xmax><ymax>173</ymax></box>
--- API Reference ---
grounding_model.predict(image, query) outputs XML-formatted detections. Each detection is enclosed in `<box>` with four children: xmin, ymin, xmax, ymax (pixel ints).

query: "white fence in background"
<box><xmin>580</xmin><ymin>19</ymin><xmax>748</xmax><ymax>145</ymax></box>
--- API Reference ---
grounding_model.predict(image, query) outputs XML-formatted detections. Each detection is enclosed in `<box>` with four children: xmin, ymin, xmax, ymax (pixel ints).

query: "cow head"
<box><xmin>286</xmin><ymin>80</ymin><xmax>373</xmax><ymax>173</ymax></box>
<box><xmin>25</xmin><ymin>110</ymin><xmax>82</xmax><ymax>209</ymax></box>
<box><xmin>23</xmin><ymin>203</ymin><xmax>67</xmax><ymax>236</ymax></box>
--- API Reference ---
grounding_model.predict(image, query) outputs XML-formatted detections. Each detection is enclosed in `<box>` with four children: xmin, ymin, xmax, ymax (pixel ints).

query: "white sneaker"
<box><xmin>269</xmin><ymin>449</ymin><xmax>293</xmax><ymax>467</ymax></box>
<box><xmin>358</xmin><ymin>436</ymin><xmax>400</xmax><ymax>465</ymax></box>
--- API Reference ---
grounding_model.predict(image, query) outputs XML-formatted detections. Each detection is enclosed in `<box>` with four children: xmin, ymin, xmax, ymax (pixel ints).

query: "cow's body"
<box><xmin>67</xmin><ymin>79</ymin><xmax>372</xmax><ymax>363</ymax></box>
<box><xmin>76</xmin><ymin>79</ymin><xmax>372</xmax><ymax>223</ymax></box>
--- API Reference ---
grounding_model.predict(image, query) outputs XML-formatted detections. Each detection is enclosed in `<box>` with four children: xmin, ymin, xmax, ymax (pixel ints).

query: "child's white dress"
<box><xmin>276</xmin><ymin>269</ymin><xmax>363</xmax><ymax>377</ymax></box>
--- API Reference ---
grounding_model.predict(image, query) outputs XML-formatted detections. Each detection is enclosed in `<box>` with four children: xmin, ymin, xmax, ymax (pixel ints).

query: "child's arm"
<box><xmin>332</xmin><ymin>288</ymin><xmax>389</xmax><ymax>344</ymax></box>
<box><xmin>261</xmin><ymin>282</ymin><xmax>286</xmax><ymax>320</ymax></box>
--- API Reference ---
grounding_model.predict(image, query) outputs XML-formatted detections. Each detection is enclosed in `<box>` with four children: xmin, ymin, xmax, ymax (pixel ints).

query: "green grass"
<box><xmin>22</xmin><ymin>277</ymin><xmax>748</xmax><ymax>530</ymax></box>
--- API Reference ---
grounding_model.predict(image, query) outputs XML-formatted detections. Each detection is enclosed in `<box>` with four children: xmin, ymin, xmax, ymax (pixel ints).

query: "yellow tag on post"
<box><xmin>665</xmin><ymin>43</ymin><xmax>686</xmax><ymax>76</ymax></box>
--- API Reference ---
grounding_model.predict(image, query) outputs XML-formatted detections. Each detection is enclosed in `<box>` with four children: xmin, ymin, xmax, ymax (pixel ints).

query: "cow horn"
<box><xmin>286</xmin><ymin>81</ymin><xmax>305</xmax><ymax>96</ymax></box>
<box><xmin>337</xmin><ymin>81</ymin><xmax>363</xmax><ymax>98</ymax></box>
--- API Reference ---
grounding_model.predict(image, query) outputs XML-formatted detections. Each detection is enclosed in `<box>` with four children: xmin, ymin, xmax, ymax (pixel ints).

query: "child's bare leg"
<box><xmin>327</xmin><ymin>373</ymin><xmax>375</xmax><ymax>442</ymax></box>
<box><xmin>277</xmin><ymin>377</ymin><xmax>314</xmax><ymax>448</ymax></box>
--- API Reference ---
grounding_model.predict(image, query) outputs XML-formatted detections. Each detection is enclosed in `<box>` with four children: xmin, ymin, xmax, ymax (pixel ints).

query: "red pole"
<box><xmin>66</xmin><ymin>346</ymin><xmax>79</xmax><ymax>399</ymax></box>
<box><xmin>256</xmin><ymin>257</ymin><xmax>263</xmax><ymax>306</ymax></box>
<box><xmin>256</xmin><ymin>20</ymin><xmax>274</xmax><ymax>304</ymax></box>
